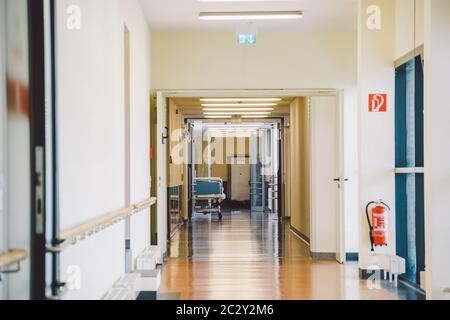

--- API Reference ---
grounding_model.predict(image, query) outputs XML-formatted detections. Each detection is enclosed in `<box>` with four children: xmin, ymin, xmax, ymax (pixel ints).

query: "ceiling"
<box><xmin>171</xmin><ymin>97</ymin><xmax>293</xmax><ymax>117</ymax></box>
<box><xmin>139</xmin><ymin>0</ymin><xmax>357</xmax><ymax>31</ymax></box>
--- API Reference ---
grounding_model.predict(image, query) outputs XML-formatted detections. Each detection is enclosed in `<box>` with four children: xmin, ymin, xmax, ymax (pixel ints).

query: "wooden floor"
<box><xmin>159</xmin><ymin>211</ymin><xmax>412</xmax><ymax>300</ymax></box>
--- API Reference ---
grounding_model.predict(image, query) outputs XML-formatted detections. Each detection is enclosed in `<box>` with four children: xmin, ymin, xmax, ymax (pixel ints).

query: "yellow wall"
<box><xmin>283</xmin><ymin>125</ymin><xmax>291</xmax><ymax>218</ymax></box>
<box><xmin>289</xmin><ymin>98</ymin><xmax>311</xmax><ymax>239</ymax></box>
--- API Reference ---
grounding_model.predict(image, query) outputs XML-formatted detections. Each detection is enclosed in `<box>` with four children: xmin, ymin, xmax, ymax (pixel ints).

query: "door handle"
<box><xmin>334</xmin><ymin>178</ymin><xmax>349</xmax><ymax>189</ymax></box>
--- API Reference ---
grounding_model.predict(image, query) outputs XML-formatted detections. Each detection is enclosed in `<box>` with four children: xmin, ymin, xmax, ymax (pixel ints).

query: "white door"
<box><xmin>336</xmin><ymin>93</ymin><xmax>346</xmax><ymax>264</ymax></box>
<box><xmin>310</xmin><ymin>95</ymin><xmax>345</xmax><ymax>264</ymax></box>
<box><xmin>156</xmin><ymin>92</ymin><xmax>168</xmax><ymax>257</ymax></box>
<box><xmin>230</xmin><ymin>157</ymin><xmax>250</xmax><ymax>202</ymax></box>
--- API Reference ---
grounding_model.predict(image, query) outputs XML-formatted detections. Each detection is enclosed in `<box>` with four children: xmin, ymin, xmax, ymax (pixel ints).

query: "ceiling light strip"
<box><xmin>242</xmin><ymin>116</ymin><xmax>270</xmax><ymax>118</ymax></box>
<box><xmin>200</xmin><ymin>98</ymin><xmax>282</xmax><ymax>102</ymax></box>
<box><xmin>202</xmin><ymin>103</ymin><xmax>277</xmax><ymax>107</ymax></box>
<box><xmin>199</xmin><ymin>11</ymin><xmax>303</xmax><ymax>21</ymax></box>
<box><xmin>203</xmin><ymin>108</ymin><xmax>274</xmax><ymax>112</ymax></box>
<box><xmin>204</xmin><ymin>116</ymin><xmax>232</xmax><ymax>119</ymax></box>
<box><xmin>206</xmin><ymin>124</ymin><xmax>263</xmax><ymax>127</ymax></box>
<box><xmin>204</xmin><ymin>112</ymin><xmax>271</xmax><ymax>115</ymax></box>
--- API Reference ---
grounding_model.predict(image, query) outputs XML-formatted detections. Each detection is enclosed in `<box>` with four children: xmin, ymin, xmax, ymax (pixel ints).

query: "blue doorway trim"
<box><xmin>394</xmin><ymin>56</ymin><xmax>425</xmax><ymax>285</ymax></box>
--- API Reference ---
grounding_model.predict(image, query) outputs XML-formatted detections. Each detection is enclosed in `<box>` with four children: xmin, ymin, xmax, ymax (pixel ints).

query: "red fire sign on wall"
<box><xmin>368</xmin><ymin>94</ymin><xmax>387</xmax><ymax>113</ymax></box>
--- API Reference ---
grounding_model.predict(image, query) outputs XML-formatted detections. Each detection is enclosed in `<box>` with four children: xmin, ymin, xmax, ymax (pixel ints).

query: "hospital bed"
<box><xmin>192</xmin><ymin>177</ymin><xmax>226</xmax><ymax>220</ymax></box>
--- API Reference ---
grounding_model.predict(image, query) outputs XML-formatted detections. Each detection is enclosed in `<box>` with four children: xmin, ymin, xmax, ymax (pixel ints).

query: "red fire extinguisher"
<box><xmin>365</xmin><ymin>200</ymin><xmax>390</xmax><ymax>252</ymax></box>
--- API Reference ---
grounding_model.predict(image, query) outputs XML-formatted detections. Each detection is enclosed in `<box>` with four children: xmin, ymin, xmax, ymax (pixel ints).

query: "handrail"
<box><xmin>0</xmin><ymin>249</ymin><xmax>27</xmax><ymax>270</ymax></box>
<box><xmin>50</xmin><ymin>197</ymin><xmax>157</xmax><ymax>251</ymax></box>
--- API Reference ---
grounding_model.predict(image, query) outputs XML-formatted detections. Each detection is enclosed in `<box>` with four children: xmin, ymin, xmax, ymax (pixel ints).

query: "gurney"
<box><xmin>192</xmin><ymin>177</ymin><xmax>226</xmax><ymax>220</ymax></box>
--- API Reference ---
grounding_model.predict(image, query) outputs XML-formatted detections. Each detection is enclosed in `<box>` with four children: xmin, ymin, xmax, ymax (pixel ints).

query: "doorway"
<box><xmin>184</xmin><ymin>120</ymin><xmax>282</xmax><ymax>220</ymax></box>
<box><xmin>310</xmin><ymin>95</ymin><xmax>345</xmax><ymax>263</ymax></box>
<box><xmin>156</xmin><ymin>90</ymin><xmax>348</xmax><ymax>264</ymax></box>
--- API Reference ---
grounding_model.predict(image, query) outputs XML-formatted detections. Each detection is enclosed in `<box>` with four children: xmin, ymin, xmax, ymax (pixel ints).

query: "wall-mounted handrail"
<box><xmin>49</xmin><ymin>197</ymin><xmax>157</xmax><ymax>251</ymax></box>
<box><xmin>0</xmin><ymin>249</ymin><xmax>27</xmax><ymax>272</ymax></box>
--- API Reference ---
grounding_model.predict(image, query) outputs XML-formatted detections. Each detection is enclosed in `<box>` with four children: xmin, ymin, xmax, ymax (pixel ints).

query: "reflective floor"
<box><xmin>159</xmin><ymin>211</ymin><xmax>423</xmax><ymax>300</ymax></box>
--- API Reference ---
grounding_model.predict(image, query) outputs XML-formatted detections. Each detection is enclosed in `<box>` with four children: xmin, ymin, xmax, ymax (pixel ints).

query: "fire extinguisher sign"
<box><xmin>368</xmin><ymin>94</ymin><xmax>387</xmax><ymax>113</ymax></box>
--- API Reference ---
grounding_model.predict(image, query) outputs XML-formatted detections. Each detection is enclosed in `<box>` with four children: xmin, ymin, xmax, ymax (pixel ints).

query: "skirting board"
<box><xmin>311</xmin><ymin>252</ymin><xmax>358</xmax><ymax>261</ymax></box>
<box><xmin>290</xmin><ymin>226</ymin><xmax>310</xmax><ymax>244</ymax></box>
<box><xmin>137</xmin><ymin>292</ymin><xmax>157</xmax><ymax>300</ymax></box>
<box><xmin>346</xmin><ymin>252</ymin><xmax>359</xmax><ymax>261</ymax></box>
<box><xmin>310</xmin><ymin>252</ymin><xmax>336</xmax><ymax>260</ymax></box>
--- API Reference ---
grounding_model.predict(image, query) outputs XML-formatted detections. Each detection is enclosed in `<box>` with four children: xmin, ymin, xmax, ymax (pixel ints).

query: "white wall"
<box><xmin>151</xmin><ymin>29</ymin><xmax>360</xmax><ymax>254</ymax></box>
<box><xmin>56</xmin><ymin>0</ymin><xmax>151</xmax><ymax>299</ymax></box>
<box><xmin>423</xmin><ymin>0</ymin><xmax>450</xmax><ymax>300</ymax></box>
<box><xmin>395</xmin><ymin>0</ymin><xmax>425</xmax><ymax>60</ymax></box>
<box><xmin>357</xmin><ymin>0</ymin><xmax>396</xmax><ymax>269</ymax></box>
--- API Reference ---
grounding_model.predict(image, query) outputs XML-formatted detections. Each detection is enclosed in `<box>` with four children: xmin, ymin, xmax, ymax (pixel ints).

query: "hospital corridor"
<box><xmin>1</xmin><ymin>0</ymin><xmax>450</xmax><ymax>309</ymax></box>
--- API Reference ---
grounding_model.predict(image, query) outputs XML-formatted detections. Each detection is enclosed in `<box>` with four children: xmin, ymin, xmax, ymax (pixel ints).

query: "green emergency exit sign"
<box><xmin>237</xmin><ymin>33</ymin><xmax>257</xmax><ymax>45</ymax></box>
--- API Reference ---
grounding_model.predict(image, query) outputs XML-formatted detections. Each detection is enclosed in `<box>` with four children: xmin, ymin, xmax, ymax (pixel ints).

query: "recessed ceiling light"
<box><xmin>203</xmin><ymin>108</ymin><xmax>274</xmax><ymax>112</ymax></box>
<box><xmin>202</xmin><ymin>103</ymin><xmax>277</xmax><ymax>107</ymax></box>
<box><xmin>199</xmin><ymin>11</ymin><xmax>303</xmax><ymax>21</ymax></box>
<box><xmin>204</xmin><ymin>112</ymin><xmax>271</xmax><ymax>115</ymax></box>
<box><xmin>198</xmin><ymin>1</ymin><xmax>284</xmax><ymax>2</ymax></box>
<box><xmin>206</xmin><ymin>124</ymin><xmax>263</xmax><ymax>127</ymax></box>
<box><xmin>210</xmin><ymin>133</ymin><xmax>254</xmax><ymax>138</ymax></box>
<box><xmin>200</xmin><ymin>98</ymin><xmax>282</xmax><ymax>102</ymax></box>
<box><xmin>204</xmin><ymin>115</ymin><xmax>232</xmax><ymax>119</ymax></box>
<box><xmin>242</xmin><ymin>115</ymin><xmax>270</xmax><ymax>118</ymax></box>
<box><xmin>208</xmin><ymin>128</ymin><xmax>258</xmax><ymax>131</ymax></box>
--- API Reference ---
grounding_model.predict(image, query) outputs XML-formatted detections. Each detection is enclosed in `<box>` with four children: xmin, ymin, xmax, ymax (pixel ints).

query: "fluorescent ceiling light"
<box><xmin>242</xmin><ymin>115</ymin><xmax>270</xmax><ymax>118</ymax></box>
<box><xmin>209</xmin><ymin>133</ymin><xmax>257</xmax><ymax>136</ymax></box>
<box><xmin>202</xmin><ymin>103</ymin><xmax>277</xmax><ymax>107</ymax></box>
<box><xmin>200</xmin><ymin>98</ymin><xmax>282</xmax><ymax>102</ymax></box>
<box><xmin>206</xmin><ymin>124</ymin><xmax>263</xmax><ymax>127</ymax></box>
<box><xmin>209</xmin><ymin>128</ymin><xmax>258</xmax><ymax>131</ymax></box>
<box><xmin>208</xmin><ymin>128</ymin><xmax>258</xmax><ymax>131</ymax></box>
<box><xmin>203</xmin><ymin>108</ymin><xmax>274</xmax><ymax>112</ymax></box>
<box><xmin>208</xmin><ymin>129</ymin><xmax>258</xmax><ymax>132</ymax></box>
<box><xmin>198</xmin><ymin>1</ymin><xmax>284</xmax><ymax>2</ymax></box>
<box><xmin>204</xmin><ymin>112</ymin><xmax>271</xmax><ymax>115</ymax></box>
<box><xmin>210</xmin><ymin>134</ymin><xmax>253</xmax><ymax>138</ymax></box>
<box><xmin>204</xmin><ymin>116</ymin><xmax>232</xmax><ymax>119</ymax></box>
<box><xmin>199</xmin><ymin>11</ymin><xmax>303</xmax><ymax>21</ymax></box>
<box><xmin>208</xmin><ymin>130</ymin><xmax>257</xmax><ymax>133</ymax></box>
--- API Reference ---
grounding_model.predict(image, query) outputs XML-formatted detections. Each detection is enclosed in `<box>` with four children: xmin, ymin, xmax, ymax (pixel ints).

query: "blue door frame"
<box><xmin>395</xmin><ymin>56</ymin><xmax>425</xmax><ymax>285</ymax></box>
